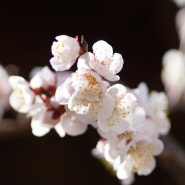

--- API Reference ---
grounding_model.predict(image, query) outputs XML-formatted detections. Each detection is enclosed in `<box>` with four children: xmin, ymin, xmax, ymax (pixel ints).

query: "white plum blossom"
<box><xmin>9</xmin><ymin>76</ymin><xmax>35</xmax><ymax>113</ymax></box>
<box><xmin>116</xmin><ymin>137</ymin><xmax>164</xmax><ymax>182</ymax></box>
<box><xmin>71</xmin><ymin>68</ymin><xmax>107</xmax><ymax>101</ymax></box>
<box><xmin>66</xmin><ymin>68</ymin><xmax>114</xmax><ymax>124</ymax></box>
<box><xmin>92</xmin><ymin>40</ymin><xmax>124</xmax><ymax>81</ymax></box>
<box><xmin>128</xmin><ymin>106</ymin><xmax>159</xmax><ymax>139</ymax></box>
<box><xmin>50</xmin><ymin>35</ymin><xmax>81</xmax><ymax>71</ymax></box>
<box><xmin>55</xmin><ymin>74</ymin><xmax>74</xmax><ymax>105</ymax></box>
<box><xmin>97</xmin><ymin>84</ymin><xmax>137</xmax><ymax>134</ymax></box>
<box><xmin>77</xmin><ymin>40</ymin><xmax>124</xmax><ymax>81</ymax></box>
<box><xmin>131</xmin><ymin>82</ymin><xmax>171</xmax><ymax>135</ymax></box>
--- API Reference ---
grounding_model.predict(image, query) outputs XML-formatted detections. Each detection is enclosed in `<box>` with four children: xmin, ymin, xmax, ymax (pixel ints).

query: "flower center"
<box><xmin>87</xmin><ymin>75</ymin><xmax>97</xmax><ymax>85</ymax></box>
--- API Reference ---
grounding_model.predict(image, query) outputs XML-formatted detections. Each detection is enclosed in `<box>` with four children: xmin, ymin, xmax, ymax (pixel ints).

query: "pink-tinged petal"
<box><xmin>75</xmin><ymin>113</ymin><xmax>97</xmax><ymax>125</ymax></box>
<box><xmin>117</xmin><ymin>160</ymin><xmax>134</xmax><ymax>181</ymax></box>
<box><xmin>91</xmin><ymin>40</ymin><xmax>124</xmax><ymax>81</ymax></box>
<box><xmin>54</xmin><ymin>122</ymin><xmax>66</xmax><ymax>137</ymax></box>
<box><xmin>31</xmin><ymin>117</ymin><xmax>51</xmax><ymax>137</ymax></box>
<box><xmin>132</xmin><ymin>82</ymin><xmax>149</xmax><ymax>109</ymax></box>
<box><xmin>152</xmin><ymin>139</ymin><xmax>164</xmax><ymax>156</ymax></box>
<box><xmin>77</xmin><ymin>52</ymin><xmax>93</xmax><ymax>70</ymax></box>
<box><xmin>30</xmin><ymin>66</ymin><xmax>55</xmax><ymax>89</ymax></box>
<box><xmin>56</xmin><ymin>70</ymin><xmax>73</xmax><ymax>86</ymax></box>
<box><xmin>89</xmin><ymin>61</ymin><xmax>120</xmax><ymax>81</ymax></box>
<box><xmin>98</xmin><ymin>94</ymin><xmax>115</xmax><ymax>120</ymax></box>
<box><xmin>50</xmin><ymin>57</ymin><xmax>75</xmax><ymax>71</ymax></box>
<box><xmin>107</xmin><ymin>84</ymin><xmax>127</xmax><ymax>98</ymax></box>
<box><xmin>71</xmin><ymin>69</ymin><xmax>106</xmax><ymax>101</ymax></box>
<box><xmin>158</xmin><ymin>119</ymin><xmax>171</xmax><ymax>135</ymax></box>
<box><xmin>109</xmin><ymin>53</ymin><xmax>124</xmax><ymax>74</ymax></box>
<box><xmin>55</xmin><ymin>77</ymin><xmax>74</xmax><ymax>105</ymax></box>
<box><xmin>137</xmin><ymin>158</ymin><xmax>156</xmax><ymax>176</ymax></box>
<box><xmin>68</xmin><ymin>94</ymin><xmax>92</xmax><ymax>114</ymax></box>
<box><xmin>61</xmin><ymin>111</ymin><xmax>88</xmax><ymax>136</ymax></box>
<box><xmin>98</xmin><ymin>115</ymin><xmax>129</xmax><ymax>134</ymax></box>
<box><xmin>92</xmin><ymin>40</ymin><xmax>113</xmax><ymax>58</ymax></box>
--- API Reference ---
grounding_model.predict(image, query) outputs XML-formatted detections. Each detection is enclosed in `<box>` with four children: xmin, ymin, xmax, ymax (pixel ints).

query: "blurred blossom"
<box><xmin>161</xmin><ymin>49</ymin><xmax>185</xmax><ymax>108</ymax></box>
<box><xmin>173</xmin><ymin>0</ymin><xmax>185</xmax><ymax>7</ymax></box>
<box><xmin>0</xmin><ymin>64</ymin><xmax>11</xmax><ymax>118</ymax></box>
<box><xmin>176</xmin><ymin>7</ymin><xmax>185</xmax><ymax>51</ymax></box>
<box><xmin>161</xmin><ymin>2</ymin><xmax>185</xmax><ymax>110</ymax></box>
<box><xmin>9</xmin><ymin>76</ymin><xmax>36</xmax><ymax>113</ymax></box>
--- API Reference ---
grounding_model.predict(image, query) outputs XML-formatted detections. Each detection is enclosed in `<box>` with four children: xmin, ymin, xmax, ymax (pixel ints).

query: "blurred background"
<box><xmin>0</xmin><ymin>0</ymin><xmax>184</xmax><ymax>185</ymax></box>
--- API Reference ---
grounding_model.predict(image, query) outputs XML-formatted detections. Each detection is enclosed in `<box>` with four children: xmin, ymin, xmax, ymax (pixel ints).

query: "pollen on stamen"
<box><xmin>87</xmin><ymin>75</ymin><xmax>97</xmax><ymax>85</ymax></box>
<box><xmin>61</xmin><ymin>42</ymin><xmax>65</xmax><ymax>47</ymax></box>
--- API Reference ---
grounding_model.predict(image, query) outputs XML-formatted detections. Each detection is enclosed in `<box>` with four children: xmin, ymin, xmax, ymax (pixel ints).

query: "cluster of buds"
<box><xmin>8</xmin><ymin>34</ymin><xmax>171</xmax><ymax>185</ymax></box>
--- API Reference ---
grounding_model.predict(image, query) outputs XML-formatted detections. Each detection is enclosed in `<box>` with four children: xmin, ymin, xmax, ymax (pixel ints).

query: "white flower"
<box><xmin>66</xmin><ymin>68</ymin><xmax>114</xmax><ymax>124</ymax></box>
<box><xmin>68</xmin><ymin>91</ymin><xmax>114</xmax><ymax>125</ymax></box>
<box><xmin>9</xmin><ymin>76</ymin><xmax>35</xmax><ymax>113</ymax></box>
<box><xmin>92</xmin><ymin>40</ymin><xmax>124</xmax><ymax>81</ymax></box>
<box><xmin>50</xmin><ymin>35</ymin><xmax>81</xmax><ymax>71</ymax></box>
<box><xmin>77</xmin><ymin>40</ymin><xmax>124</xmax><ymax>82</ymax></box>
<box><xmin>129</xmin><ymin>106</ymin><xmax>159</xmax><ymax>139</ymax></box>
<box><xmin>132</xmin><ymin>82</ymin><xmax>171</xmax><ymax>135</ymax></box>
<box><xmin>55</xmin><ymin>74</ymin><xmax>74</xmax><ymax>105</ymax></box>
<box><xmin>148</xmin><ymin>91</ymin><xmax>171</xmax><ymax>135</ymax></box>
<box><xmin>72</xmin><ymin>68</ymin><xmax>107</xmax><ymax>101</ymax></box>
<box><xmin>97</xmin><ymin>84</ymin><xmax>137</xmax><ymax>134</ymax></box>
<box><xmin>117</xmin><ymin>137</ymin><xmax>164</xmax><ymax>178</ymax></box>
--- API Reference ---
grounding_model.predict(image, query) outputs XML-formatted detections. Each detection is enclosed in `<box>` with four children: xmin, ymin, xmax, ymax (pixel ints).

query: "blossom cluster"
<box><xmin>8</xmin><ymin>34</ymin><xmax>171</xmax><ymax>185</ymax></box>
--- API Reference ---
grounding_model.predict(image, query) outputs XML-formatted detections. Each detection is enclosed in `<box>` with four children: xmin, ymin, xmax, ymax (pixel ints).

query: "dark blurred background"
<box><xmin>0</xmin><ymin>0</ymin><xmax>184</xmax><ymax>185</ymax></box>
